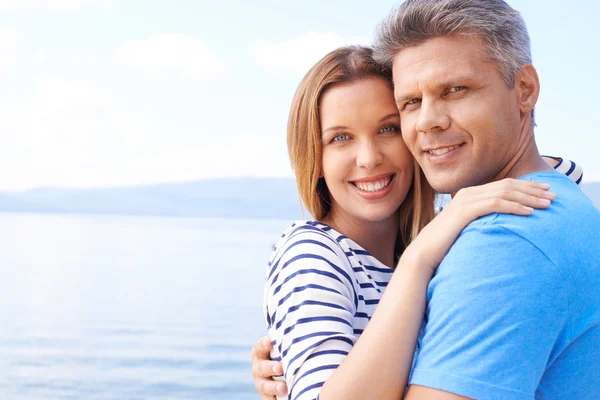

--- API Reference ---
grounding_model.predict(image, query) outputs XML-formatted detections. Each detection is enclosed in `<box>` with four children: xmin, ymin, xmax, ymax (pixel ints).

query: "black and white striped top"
<box><xmin>264</xmin><ymin>221</ymin><xmax>393</xmax><ymax>400</ymax></box>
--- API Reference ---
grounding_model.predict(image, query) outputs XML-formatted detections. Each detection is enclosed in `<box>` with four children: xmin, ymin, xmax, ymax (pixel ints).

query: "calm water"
<box><xmin>0</xmin><ymin>213</ymin><xmax>291</xmax><ymax>399</ymax></box>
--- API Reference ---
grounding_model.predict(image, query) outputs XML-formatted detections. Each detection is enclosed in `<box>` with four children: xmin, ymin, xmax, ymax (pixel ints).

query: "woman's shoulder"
<box><xmin>266</xmin><ymin>221</ymin><xmax>352</xmax><ymax>282</ymax></box>
<box><xmin>270</xmin><ymin>220</ymin><xmax>346</xmax><ymax>263</ymax></box>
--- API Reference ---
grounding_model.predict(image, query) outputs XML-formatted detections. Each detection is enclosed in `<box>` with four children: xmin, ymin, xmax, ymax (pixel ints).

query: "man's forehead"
<box><xmin>392</xmin><ymin>61</ymin><xmax>479</xmax><ymax>95</ymax></box>
<box><xmin>390</xmin><ymin>38</ymin><xmax>493</xmax><ymax>93</ymax></box>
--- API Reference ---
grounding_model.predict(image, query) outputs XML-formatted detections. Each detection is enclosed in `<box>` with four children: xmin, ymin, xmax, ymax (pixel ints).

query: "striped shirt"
<box><xmin>263</xmin><ymin>159</ymin><xmax>583</xmax><ymax>400</ymax></box>
<box><xmin>545</xmin><ymin>156</ymin><xmax>584</xmax><ymax>186</ymax></box>
<box><xmin>264</xmin><ymin>221</ymin><xmax>393</xmax><ymax>400</ymax></box>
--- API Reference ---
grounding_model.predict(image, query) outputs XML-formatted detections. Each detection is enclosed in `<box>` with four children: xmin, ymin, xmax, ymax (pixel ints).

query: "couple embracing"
<box><xmin>251</xmin><ymin>1</ymin><xmax>600</xmax><ymax>399</ymax></box>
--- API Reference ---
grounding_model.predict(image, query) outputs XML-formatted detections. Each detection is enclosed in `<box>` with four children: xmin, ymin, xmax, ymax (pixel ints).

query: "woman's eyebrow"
<box><xmin>378</xmin><ymin>113</ymin><xmax>399</xmax><ymax>123</ymax></box>
<box><xmin>322</xmin><ymin>125</ymin><xmax>348</xmax><ymax>135</ymax></box>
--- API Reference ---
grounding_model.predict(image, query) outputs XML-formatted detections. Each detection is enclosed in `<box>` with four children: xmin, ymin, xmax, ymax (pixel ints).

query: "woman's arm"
<box><xmin>258</xmin><ymin>179</ymin><xmax>554</xmax><ymax>400</ymax></box>
<box><xmin>317</xmin><ymin>179</ymin><xmax>555</xmax><ymax>400</ymax></box>
<box><xmin>264</xmin><ymin>224</ymin><xmax>360</xmax><ymax>400</ymax></box>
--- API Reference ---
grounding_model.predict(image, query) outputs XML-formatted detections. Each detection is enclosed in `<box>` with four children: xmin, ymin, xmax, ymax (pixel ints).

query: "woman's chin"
<box><xmin>352</xmin><ymin>208</ymin><xmax>399</xmax><ymax>224</ymax></box>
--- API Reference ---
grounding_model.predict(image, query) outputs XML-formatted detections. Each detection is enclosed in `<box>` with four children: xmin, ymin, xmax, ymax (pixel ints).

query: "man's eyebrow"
<box><xmin>394</xmin><ymin>76</ymin><xmax>478</xmax><ymax>104</ymax></box>
<box><xmin>395</xmin><ymin>94</ymin><xmax>417</xmax><ymax>105</ymax></box>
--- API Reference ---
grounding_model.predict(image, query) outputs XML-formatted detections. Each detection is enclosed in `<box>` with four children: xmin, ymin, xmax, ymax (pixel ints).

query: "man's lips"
<box><xmin>423</xmin><ymin>143</ymin><xmax>465</xmax><ymax>156</ymax></box>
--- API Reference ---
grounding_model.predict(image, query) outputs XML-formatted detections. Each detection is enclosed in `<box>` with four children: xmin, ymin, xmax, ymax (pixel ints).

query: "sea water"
<box><xmin>0</xmin><ymin>213</ymin><xmax>290</xmax><ymax>399</ymax></box>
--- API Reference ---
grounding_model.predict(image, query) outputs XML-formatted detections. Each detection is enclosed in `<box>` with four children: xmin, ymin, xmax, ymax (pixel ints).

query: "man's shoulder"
<box><xmin>436</xmin><ymin>218</ymin><xmax>559</xmax><ymax>283</ymax></box>
<box><xmin>436</xmin><ymin>172</ymin><xmax>600</xmax><ymax>294</ymax></box>
<box><xmin>518</xmin><ymin>171</ymin><xmax>598</xmax><ymax>218</ymax></box>
<box><xmin>459</xmin><ymin>171</ymin><xmax>599</xmax><ymax>254</ymax></box>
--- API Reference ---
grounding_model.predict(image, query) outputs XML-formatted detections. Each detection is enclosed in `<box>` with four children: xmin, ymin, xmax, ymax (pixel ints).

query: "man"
<box><xmin>252</xmin><ymin>0</ymin><xmax>600</xmax><ymax>398</ymax></box>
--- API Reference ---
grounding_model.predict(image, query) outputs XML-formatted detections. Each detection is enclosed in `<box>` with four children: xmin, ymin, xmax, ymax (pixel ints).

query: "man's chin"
<box><xmin>422</xmin><ymin>171</ymin><xmax>470</xmax><ymax>194</ymax></box>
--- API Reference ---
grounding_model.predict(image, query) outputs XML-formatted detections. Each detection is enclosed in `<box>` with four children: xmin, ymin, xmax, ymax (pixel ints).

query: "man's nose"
<box><xmin>415</xmin><ymin>99</ymin><xmax>450</xmax><ymax>133</ymax></box>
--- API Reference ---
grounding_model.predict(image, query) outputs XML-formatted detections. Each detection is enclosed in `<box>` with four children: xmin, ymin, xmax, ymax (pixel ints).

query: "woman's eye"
<box><xmin>332</xmin><ymin>133</ymin><xmax>350</xmax><ymax>142</ymax></box>
<box><xmin>379</xmin><ymin>125</ymin><xmax>399</xmax><ymax>133</ymax></box>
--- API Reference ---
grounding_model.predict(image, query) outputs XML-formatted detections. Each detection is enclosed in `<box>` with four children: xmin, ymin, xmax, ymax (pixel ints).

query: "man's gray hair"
<box><xmin>373</xmin><ymin>0</ymin><xmax>532</xmax><ymax>88</ymax></box>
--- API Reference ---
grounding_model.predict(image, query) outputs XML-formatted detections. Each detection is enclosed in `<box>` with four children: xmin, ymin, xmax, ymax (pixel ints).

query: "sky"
<box><xmin>0</xmin><ymin>0</ymin><xmax>598</xmax><ymax>191</ymax></box>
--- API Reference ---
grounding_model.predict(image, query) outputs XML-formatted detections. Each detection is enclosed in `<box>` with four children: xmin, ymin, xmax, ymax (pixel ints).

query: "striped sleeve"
<box><xmin>265</xmin><ymin>227</ymin><xmax>357</xmax><ymax>400</ymax></box>
<box><xmin>547</xmin><ymin>156</ymin><xmax>584</xmax><ymax>186</ymax></box>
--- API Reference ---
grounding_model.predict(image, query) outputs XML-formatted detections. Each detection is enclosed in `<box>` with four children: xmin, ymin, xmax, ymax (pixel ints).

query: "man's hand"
<box><xmin>251</xmin><ymin>336</ymin><xmax>287</xmax><ymax>399</ymax></box>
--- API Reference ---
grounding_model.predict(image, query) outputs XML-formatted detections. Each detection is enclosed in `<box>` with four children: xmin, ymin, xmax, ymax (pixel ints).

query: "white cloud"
<box><xmin>0</xmin><ymin>79</ymin><xmax>152</xmax><ymax>191</ymax></box>
<box><xmin>0</xmin><ymin>30</ymin><xmax>18</xmax><ymax>65</ymax></box>
<box><xmin>117</xmin><ymin>33</ymin><xmax>224</xmax><ymax>79</ymax></box>
<box><xmin>249</xmin><ymin>32</ymin><xmax>369</xmax><ymax>74</ymax></box>
<box><xmin>0</xmin><ymin>78</ymin><xmax>291</xmax><ymax>191</ymax></box>
<box><xmin>0</xmin><ymin>0</ymin><xmax>114</xmax><ymax>12</ymax></box>
<box><xmin>115</xmin><ymin>136</ymin><xmax>293</xmax><ymax>188</ymax></box>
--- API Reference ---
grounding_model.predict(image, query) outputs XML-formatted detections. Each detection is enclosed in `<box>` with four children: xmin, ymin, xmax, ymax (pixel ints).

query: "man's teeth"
<box><xmin>428</xmin><ymin>145</ymin><xmax>460</xmax><ymax>156</ymax></box>
<box><xmin>354</xmin><ymin>177</ymin><xmax>392</xmax><ymax>192</ymax></box>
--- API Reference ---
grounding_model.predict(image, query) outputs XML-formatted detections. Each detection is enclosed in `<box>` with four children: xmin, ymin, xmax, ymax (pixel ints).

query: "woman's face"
<box><xmin>320</xmin><ymin>76</ymin><xmax>414</xmax><ymax>226</ymax></box>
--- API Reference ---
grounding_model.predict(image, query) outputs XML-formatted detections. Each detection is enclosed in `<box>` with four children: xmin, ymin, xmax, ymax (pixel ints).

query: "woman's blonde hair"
<box><xmin>287</xmin><ymin>45</ymin><xmax>436</xmax><ymax>254</ymax></box>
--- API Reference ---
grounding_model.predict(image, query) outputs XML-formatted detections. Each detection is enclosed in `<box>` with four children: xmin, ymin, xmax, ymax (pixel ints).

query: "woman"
<box><xmin>256</xmin><ymin>46</ymin><xmax>567</xmax><ymax>400</ymax></box>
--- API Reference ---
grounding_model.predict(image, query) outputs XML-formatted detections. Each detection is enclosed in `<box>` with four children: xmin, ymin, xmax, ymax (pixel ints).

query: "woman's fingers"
<box><xmin>452</xmin><ymin>179</ymin><xmax>557</xmax><ymax>221</ymax></box>
<box><xmin>473</xmin><ymin>179</ymin><xmax>551</xmax><ymax>199</ymax></box>
<box><xmin>475</xmin><ymin>198</ymin><xmax>535</xmax><ymax>216</ymax></box>
<box><xmin>485</xmin><ymin>189</ymin><xmax>554</xmax><ymax>209</ymax></box>
<box><xmin>472</xmin><ymin>192</ymin><xmax>554</xmax><ymax>218</ymax></box>
<box><xmin>255</xmin><ymin>378</ymin><xmax>287</xmax><ymax>399</ymax></box>
<box><xmin>460</xmin><ymin>180</ymin><xmax>554</xmax><ymax>206</ymax></box>
<box><xmin>251</xmin><ymin>336</ymin><xmax>287</xmax><ymax>397</ymax></box>
<box><xmin>252</xmin><ymin>359</ymin><xmax>284</xmax><ymax>378</ymax></box>
<box><xmin>251</xmin><ymin>336</ymin><xmax>273</xmax><ymax>365</ymax></box>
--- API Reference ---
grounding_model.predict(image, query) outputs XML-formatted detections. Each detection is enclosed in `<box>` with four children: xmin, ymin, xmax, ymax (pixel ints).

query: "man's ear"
<box><xmin>516</xmin><ymin>64</ymin><xmax>540</xmax><ymax>116</ymax></box>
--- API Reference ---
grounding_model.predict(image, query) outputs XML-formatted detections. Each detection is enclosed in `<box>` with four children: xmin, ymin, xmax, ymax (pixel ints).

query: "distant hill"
<box><xmin>0</xmin><ymin>178</ymin><xmax>598</xmax><ymax>219</ymax></box>
<box><xmin>0</xmin><ymin>178</ymin><xmax>305</xmax><ymax>219</ymax></box>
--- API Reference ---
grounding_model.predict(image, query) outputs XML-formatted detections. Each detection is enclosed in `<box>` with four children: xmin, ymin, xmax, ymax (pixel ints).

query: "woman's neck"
<box><xmin>323</xmin><ymin>211</ymin><xmax>399</xmax><ymax>268</ymax></box>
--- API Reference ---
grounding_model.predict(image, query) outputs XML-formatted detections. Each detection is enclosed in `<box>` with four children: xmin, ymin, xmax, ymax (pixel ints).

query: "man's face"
<box><xmin>392</xmin><ymin>35</ymin><xmax>522</xmax><ymax>193</ymax></box>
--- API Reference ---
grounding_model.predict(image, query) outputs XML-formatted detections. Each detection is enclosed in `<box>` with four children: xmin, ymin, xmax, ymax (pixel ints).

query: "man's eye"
<box><xmin>332</xmin><ymin>134</ymin><xmax>350</xmax><ymax>142</ymax></box>
<box><xmin>402</xmin><ymin>98</ymin><xmax>421</xmax><ymax>111</ymax></box>
<box><xmin>448</xmin><ymin>86</ymin><xmax>466</xmax><ymax>93</ymax></box>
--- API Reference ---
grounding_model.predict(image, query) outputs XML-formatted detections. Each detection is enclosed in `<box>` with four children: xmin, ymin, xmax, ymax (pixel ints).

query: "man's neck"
<box><xmin>492</xmin><ymin>116</ymin><xmax>554</xmax><ymax>180</ymax></box>
<box><xmin>452</xmin><ymin>119</ymin><xmax>553</xmax><ymax>198</ymax></box>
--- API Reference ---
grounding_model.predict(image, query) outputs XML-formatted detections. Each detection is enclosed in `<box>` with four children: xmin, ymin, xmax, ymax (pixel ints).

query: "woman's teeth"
<box><xmin>354</xmin><ymin>176</ymin><xmax>392</xmax><ymax>192</ymax></box>
<box><xmin>428</xmin><ymin>144</ymin><xmax>460</xmax><ymax>156</ymax></box>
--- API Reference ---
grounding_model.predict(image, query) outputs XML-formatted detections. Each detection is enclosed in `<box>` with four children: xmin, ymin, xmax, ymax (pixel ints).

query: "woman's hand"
<box><xmin>250</xmin><ymin>336</ymin><xmax>287</xmax><ymax>399</ymax></box>
<box><xmin>402</xmin><ymin>178</ymin><xmax>555</xmax><ymax>276</ymax></box>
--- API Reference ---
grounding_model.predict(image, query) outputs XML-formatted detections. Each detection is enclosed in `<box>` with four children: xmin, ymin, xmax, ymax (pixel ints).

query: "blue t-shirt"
<box><xmin>409</xmin><ymin>171</ymin><xmax>600</xmax><ymax>399</ymax></box>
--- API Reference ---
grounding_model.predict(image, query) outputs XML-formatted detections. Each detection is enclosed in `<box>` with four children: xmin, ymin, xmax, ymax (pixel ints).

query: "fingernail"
<box><xmin>544</xmin><ymin>191</ymin><xmax>556</xmax><ymax>199</ymax></box>
<box><xmin>523</xmin><ymin>206</ymin><xmax>534</xmax><ymax>213</ymax></box>
<box><xmin>263</xmin><ymin>337</ymin><xmax>271</xmax><ymax>347</ymax></box>
<box><xmin>276</xmin><ymin>383</ymin><xmax>286</xmax><ymax>393</ymax></box>
<box><xmin>272</xmin><ymin>364</ymin><xmax>280</xmax><ymax>374</ymax></box>
<box><xmin>539</xmin><ymin>198</ymin><xmax>551</xmax><ymax>206</ymax></box>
